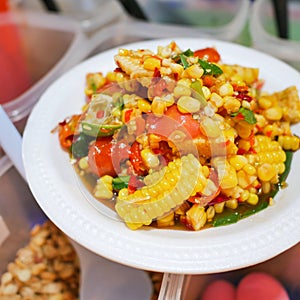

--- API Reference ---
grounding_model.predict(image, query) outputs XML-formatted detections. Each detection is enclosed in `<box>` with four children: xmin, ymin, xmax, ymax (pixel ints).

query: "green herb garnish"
<box><xmin>231</xmin><ymin>107</ymin><xmax>257</xmax><ymax>124</ymax></box>
<box><xmin>198</xmin><ymin>59</ymin><xmax>223</xmax><ymax>76</ymax></box>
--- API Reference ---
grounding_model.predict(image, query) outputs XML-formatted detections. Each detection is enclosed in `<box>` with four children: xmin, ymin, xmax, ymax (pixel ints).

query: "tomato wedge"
<box><xmin>165</xmin><ymin>105</ymin><xmax>201</xmax><ymax>139</ymax></box>
<box><xmin>194</xmin><ymin>47</ymin><xmax>221</xmax><ymax>63</ymax></box>
<box><xmin>88</xmin><ymin>137</ymin><xmax>117</xmax><ymax>177</ymax></box>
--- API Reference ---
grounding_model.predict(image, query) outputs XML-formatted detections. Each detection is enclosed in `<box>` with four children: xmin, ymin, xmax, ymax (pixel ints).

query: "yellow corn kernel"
<box><xmin>239</xmin><ymin>190</ymin><xmax>250</xmax><ymax>202</ymax></box>
<box><xmin>214</xmin><ymin>202</ymin><xmax>225</xmax><ymax>214</ymax></box>
<box><xmin>275</xmin><ymin>162</ymin><xmax>285</xmax><ymax>175</ymax></box>
<box><xmin>156</xmin><ymin>212</ymin><xmax>175</xmax><ymax>227</ymax></box>
<box><xmin>202</xmin><ymin>86</ymin><xmax>211</xmax><ymax>100</ymax></box>
<box><xmin>225</xmin><ymin>199</ymin><xmax>238</xmax><ymax>209</ymax></box>
<box><xmin>219</xmin><ymin>83</ymin><xmax>234</xmax><ymax>97</ymax></box>
<box><xmin>118</xmin><ymin>48</ymin><xmax>129</xmax><ymax>56</ymax></box>
<box><xmin>162</xmin><ymin>94</ymin><xmax>175</xmax><ymax>107</ymax></box>
<box><xmin>238</xmin><ymin>139</ymin><xmax>251</xmax><ymax>152</ymax></box>
<box><xmin>278</xmin><ymin>135</ymin><xmax>300</xmax><ymax>151</ymax></box>
<box><xmin>151</xmin><ymin>97</ymin><xmax>167</xmax><ymax>115</ymax></box>
<box><xmin>257</xmin><ymin>163</ymin><xmax>277</xmax><ymax>182</ymax></box>
<box><xmin>262</xmin><ymin>181</ymin><xmax>271</xmax><ymax>194</ymax></box>
<box><xmin>143</xmin><ymin>57</ymin><xmax>161</xmax><ymax>71</ymax></box>
<box><xmin>78</xmin><ymin>156</ymin><xmax>89</xmax><ymax>170</ymax></box>
<box><xmin>237</xmin><ymin>169</ymin><xmax>251</xmax><ymax>189</ymax></box>
<box><xmin>210</xmin><ymin>92</ymin><xmax>224</xmax><ymax>108</ymax></box>
<box><xmin>243</xmin><ymin>163</ymin><xmax>256</xmax><ymax>176</ymax></box>
<box><xmin>175</xmin><ymin>202</ymin><xmax>190</xmax><ymax>215</ymax></box>
<box><xmin>177</xmin><ymin>96</ymin><xmax>201</xmax><ymax>113</ymax></box>
<box><xmin>258</xmin><ymin>97</ymin><xmax>272</xmax><ymax>109</ymax></box>
<box><xmin>138</xmin><ymin>98</ymin><xmax>151</xmax><ymax>113</ymax></box>
<box><xmin>118</xmin><ymin>188</ymin><xmax>129</xmax><ymax>199</ymax></box>
<box><xmin>106</xmin><ymin>71</ymin><xmax>117</xmax><ymax>82</ymax></box>
<box><xmin>217</xmin><ymin>162</ymin><xmax>238</xmax><ymax>190</ymax></box>
<box><xmin>264</xmin><ymin>107</ymin><xmax>283</xmax><ymax>121</ymax></box>
<box><xmin>206</xmin><ymin>206</ymin><xmax>215</xmax><ymax>221</ymax></box>
<box><xmin>223</xmin><ymin>96</ymin><xmax>241</xmax><ymax>113</ymax></box>
<box><xmin>200</xmin><ymin>116</ymin><xmax>221</xmax><ymax>138</ymax></box>
<box><xmin>255</xmin><ymin>114</ymin><xmax>267</xmax><ymax>129</ymax></box>
<box><xmin>186</xmin><ymin>64</ymin><xmax>204</xmax><ymax>79</ymax></box>
<box><xmin>186</xmin><ymin>204</ymin><xmax>207</xmax><ymax>231</ymax></box>
<box><xmin>101</xmin><ymin>175</ymin><xmax>113</xmax><ymax>185</ymax></box>
<box><xmin>241</xmin><ymin>100</ymin><xmax>251</xmax><ymax>109</ymax></box>
<box><xmin>94</xmin><ymin>176</ymin><xmax>113</xmax><ymax>199</ymax></box>
<box><xmin>229</xmin><ymin>155</ymin><xmax>248</xmax><ymax>171</ymax></box>
<box><xmin>247</xmin><ymin>193</ymin><xmax>259</xmax><ymax>205</ymax></box>
<box><xmin>173</xmin><ymin>84</ymin><xmax>192</xmax><ymax>98</ymax></box>
<box><xmin>201</xmin><ymin>165</ymin><xmax>210</xmax><ymax>178</ymax></box>
<box><xmin>177</xmin><ymin>78</ymin><xmax>192</xmax><ymax>87</ymax></box>
<box><xmin>141</xmin><ymin>149</ymin><xmax>160</xmax><ymax>169</ymax></box>
<box><xmin>236</xmin><ymin>122</ymin><xmax>253</xmax><ymax>139</ymax></box>
<box><xmin>149</xmin><ymin>133</ymin><xmax>161</xmax><ymax>149</ymax></box>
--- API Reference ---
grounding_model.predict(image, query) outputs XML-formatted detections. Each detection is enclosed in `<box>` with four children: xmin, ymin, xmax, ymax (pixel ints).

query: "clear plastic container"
<box><xmin>250</xmin><ymin>0</ymin><xmax>300</xmax><ymax>70</ymax></box>
<box><xmin>0</xmin><ymin>3</ymin><xmax>122</xmax><ymax>123</ymax></box>
<box><xmin>137</xmin><ymin>0</ymin><xmax>250</xmax><ymax>41</ymax></box>
<box><xmin>0</xmin><ymin>11</ymin><xmax>85</xmax><ymax>122</ymax></box>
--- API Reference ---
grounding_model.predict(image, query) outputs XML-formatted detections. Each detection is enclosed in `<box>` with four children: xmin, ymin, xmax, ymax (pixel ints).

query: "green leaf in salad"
<box><xmin>231</xmin><ymin>107</ymin><xmax>257</xmax><ymax>124</ymax></box>
<box><xmin>198</xmin><ymin>59</ymin><xmax>223</xmax><ymax>76</ymax></box>
<box><xmin>112</xmin><ymin>176</ymin><xmax>131</xmax><ymax>190</ymax></box>
<box><xmin>71</xmin><ymin>133</ymin><xmax>92</xmax><ymax>158</ymax></box>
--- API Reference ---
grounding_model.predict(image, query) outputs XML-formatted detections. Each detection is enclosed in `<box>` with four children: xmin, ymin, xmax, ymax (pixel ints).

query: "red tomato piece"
<box><xmin>164</xmin><ymin>105</ymin><xmax>201</xmax><ymax>139</ymax></box>
<box><xmin>194</xmin><ymin>47</ymin><xmax>221</xmax><ymax>63</ymax></box>
<box><xmin>129</xmin><ymin>141</ymin><xmax>147</xmax><ymax>176</ymax></box>
<box><xmin>88</xmin><ymin>137</ymin><xmax>117</xmax><ymax>177</ymax></box>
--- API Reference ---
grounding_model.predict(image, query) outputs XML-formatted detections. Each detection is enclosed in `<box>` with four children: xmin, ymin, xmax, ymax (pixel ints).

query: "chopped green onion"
<box><xmin>179</xmin><ymin>54</ymin><xmax>190</xmax><ymax>69</ymax></box>
<box><xmin>190</xmin><ymin>80</ymin><xmax>207</xmax><ymax>107</ymax></box>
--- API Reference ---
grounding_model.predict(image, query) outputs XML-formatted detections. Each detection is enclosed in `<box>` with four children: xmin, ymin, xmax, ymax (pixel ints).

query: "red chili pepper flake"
<box><xmin>124</xmin><ymin>109</ymin><xmax>133</xmax><ymax>123</ymax></box>
<box><xmin>153</xmin><ymin>67</ymin><xmax>161</xmax><ymax>78</ymax></box>
<box><xmin>266</xmin><ymin>130</ymin><xmax>273</xmax><ymax>137</ymax></box>
<box><xmin>237</xmin><ymin>148</ymin><xmax>247</xmax><ymax>155</ymax></box>
<box><xmin>236</xmin><ymin>93</ymin><xmax>253</xmax><ymax>102</ymax></box>
<box><xmin>233</xmin><ymin>84</ymin><xmax>249</xmax><ymax>93</ymax></box>
<box><xmin>236</xmin><ymin>112</ymin><xmax>245</xmax><ymax>120</ymax></box>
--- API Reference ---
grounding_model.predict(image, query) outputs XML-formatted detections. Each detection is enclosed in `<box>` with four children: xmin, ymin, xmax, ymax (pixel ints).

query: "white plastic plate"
<box><xmin>23</xmin><ymin>38</ymin><xmax>300</xmax><ymax>274</ymax></box>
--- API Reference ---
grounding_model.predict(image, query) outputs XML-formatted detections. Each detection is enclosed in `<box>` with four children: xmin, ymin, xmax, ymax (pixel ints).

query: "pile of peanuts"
<box><xmin>0</xmin><ymin>221</ymin><xmax>162</xmax><ymax>300</ymax></box>
<box><xmin>0</xmin><ymin>221</ymin><xmax>80</xmax><ymax>299</ymax></box>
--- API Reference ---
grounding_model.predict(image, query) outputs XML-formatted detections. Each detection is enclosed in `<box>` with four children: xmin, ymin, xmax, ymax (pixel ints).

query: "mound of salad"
<box><xmin>55</xmin><ymin>41</ymin><xmax>300</xmax><ymax>230</ymax></box>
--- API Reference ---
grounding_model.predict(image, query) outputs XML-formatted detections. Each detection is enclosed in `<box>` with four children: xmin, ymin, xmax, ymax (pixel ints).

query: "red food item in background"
<box><xmin>0</xmin><ymin>21</ymin><xmax>32</xmax><ymax>104</ymax></box>
<box><xmin>236</xmin><ymin>272</ymin><xmax>290</xmax><ymax>300</ymax></box>
<box><xmin>88</xmin><ymin>137</ymin><xmax>117</xmax><ymax>177</ymax></box>
<box><xmin>201</xmin><ymin>279</ymin><xmax>236</xmax><ymax>300</ymax></box>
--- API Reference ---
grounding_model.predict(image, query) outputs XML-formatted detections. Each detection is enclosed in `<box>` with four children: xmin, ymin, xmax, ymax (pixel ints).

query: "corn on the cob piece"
<box><xmin>186</xmin><ymin>204</ymin><xmax>207</xmax><ymax>231</ymax></box>
<box><xmin>94</xmin><ymin>175</ymin><xmax>113</xmax><ymax>199</ymax></box>
<box><xmin>221</xmin><ymin>64</ymin><xmax>259</xmax><ymax>85</ymax></box>
<box><xmin>115</xmin><ymin>154</ymin><xmax>208</xmax><ymax>229</ymax></box>
<box><xmin>273</xmin><ymin>86</ymin><xmax>300</xmax><ymax>123</ymax></box>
